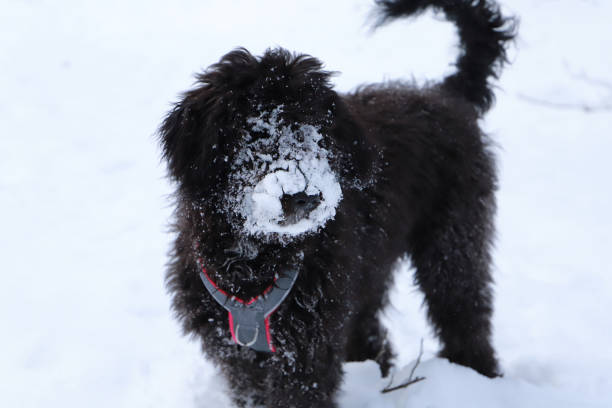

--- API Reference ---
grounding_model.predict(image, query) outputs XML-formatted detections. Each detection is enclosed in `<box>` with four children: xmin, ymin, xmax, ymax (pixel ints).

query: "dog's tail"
<box><xmin>375</xmin><ymin>0</ymin><xmax>516</xmax><ymax>113</ymax></box>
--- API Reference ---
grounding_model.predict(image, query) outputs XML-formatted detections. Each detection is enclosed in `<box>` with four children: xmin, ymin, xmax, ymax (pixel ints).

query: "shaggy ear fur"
<box><xmin>159</xmin><ymin>100</ymin><xmax>202</xmax><ymax>184</ymax></box>
<box><xmin>159</xmin><ymin>84</ymin><xmax>233</xmax><ymax>192</ymax></box>
<box><xmin>158</xmin><ymin>49</ymin><xmax>258</xmax><ymax>188</ymax></box>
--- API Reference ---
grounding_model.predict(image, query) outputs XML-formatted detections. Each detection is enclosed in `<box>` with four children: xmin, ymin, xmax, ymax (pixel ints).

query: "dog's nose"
<box><xmin>280</xmin><ymin>192</ymin><xmax>321</xmax><ymax>223</ymax></box>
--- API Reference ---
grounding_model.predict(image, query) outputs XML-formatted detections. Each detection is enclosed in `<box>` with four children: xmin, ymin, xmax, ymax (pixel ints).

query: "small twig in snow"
<box><xmin>519</xmin><ymin>64</ymin><xmax>612</xmax><ymax>113</ymax></box>
<box><xmin>381</xmin><ymin>339</ymin><xmax>426</xmax><ymax>394</ymax></box>
<box><xmin>563</xmin><ymin>61</ymin><xmax>612</xmax><ymax>91</ymax></box>
<box><xmin>517</xmin><ymin>93</ymin><xmax>612</xmax><ymax>113</ymax></box>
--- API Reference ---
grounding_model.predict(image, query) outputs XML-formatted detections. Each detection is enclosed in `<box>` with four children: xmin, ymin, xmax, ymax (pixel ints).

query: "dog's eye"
<box><xmin>249</xmin><ymin>130</ymin><xmax>269</xmax><ymax>142</ymax></box>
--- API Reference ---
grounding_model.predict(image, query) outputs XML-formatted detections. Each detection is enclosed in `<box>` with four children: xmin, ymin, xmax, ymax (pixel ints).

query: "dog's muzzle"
<box><xmin>280</xmin><ymin>192</ymin><xmax>322</xmax><ymax>224</ymax></box>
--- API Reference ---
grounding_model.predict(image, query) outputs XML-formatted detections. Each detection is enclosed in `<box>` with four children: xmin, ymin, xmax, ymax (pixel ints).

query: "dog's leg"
<box><xmin>410</xmin><ymin>193</ymin><xmax>500</xmax><ymax>378</ymax></box>
<box><xmin>345</xmin><ymin>312</ymin><xmax>395</xmax><ymax>377</ymax></box>
<box><xmin>218</xmin><ymin>343</ymin><xmax>343</xmax><ymax>407</ymax></box>
<box><xmin>220</xmin><ymin>356</ymin><xmax>268</xmax><ymax>408</ymax></box>
<box><xmin>261</xmin><ymin>343</ymin><xmax>344</xmax><ymax>408</ymax></box>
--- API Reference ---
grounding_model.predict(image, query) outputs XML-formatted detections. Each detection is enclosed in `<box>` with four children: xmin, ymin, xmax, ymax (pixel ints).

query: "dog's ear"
<box><xmin>159</xmin><ymin>87</ymin><xmax>223</xmax><ymax>188</ymax></box>
<box><xmin>325</xmin><ymin>98</ymin><xmax>374</xmax><ymax>187</ymax></box>
<box><xmin>159</xmin><ymin>49</ymin><xmax>258</xmax><ymax>188</ymax></box>
<box><xmin>159</xmin><ymin>98</ymin><xmax>195</xmax><ymax>182</ymax></box>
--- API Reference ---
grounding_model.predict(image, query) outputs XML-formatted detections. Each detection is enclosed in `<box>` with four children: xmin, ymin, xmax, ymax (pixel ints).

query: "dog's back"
<box><xmin>343</xmin><ymin>0</ymin><xmax>516</xmax><ymax>271</ymax></box>
<box><xmin>341</xmin><ymin>0</ymin><xmax>516</xmax><ymax>381</ymax></box>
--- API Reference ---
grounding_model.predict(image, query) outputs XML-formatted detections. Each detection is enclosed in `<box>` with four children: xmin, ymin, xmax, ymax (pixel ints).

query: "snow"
<box><xmin>340</xmin><ymin>359</ymin><xmax>609</xmax><ymax>408</ymax></box>
<box><xmin>227</xmin><ymin>106</ymin><xmax>342</xmax><ymax>239</ymax></box>
<box><xmin>1</xmin><ymin>0</ymin><xmax>611</xmax><ymax>407</ymax></box>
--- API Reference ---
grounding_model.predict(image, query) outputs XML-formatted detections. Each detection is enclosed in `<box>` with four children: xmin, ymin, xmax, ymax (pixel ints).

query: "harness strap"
<box><xmin>198</xmin><ymin>262</ymin><xmax>299</xmax><ymax>353</ymax></box>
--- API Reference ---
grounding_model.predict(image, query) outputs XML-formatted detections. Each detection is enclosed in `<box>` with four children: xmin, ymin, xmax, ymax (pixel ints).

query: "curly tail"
<box><xmin>375</xmin><ymin>0</ymin><xmax>517</xmax><ymax>114</ymax></box>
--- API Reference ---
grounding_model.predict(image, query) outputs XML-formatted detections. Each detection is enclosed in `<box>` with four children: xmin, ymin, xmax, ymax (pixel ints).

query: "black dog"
<box><xmin>160</xmin><ymin>1</ymin><xmax>515</xmax><ymax>406</ymax></box>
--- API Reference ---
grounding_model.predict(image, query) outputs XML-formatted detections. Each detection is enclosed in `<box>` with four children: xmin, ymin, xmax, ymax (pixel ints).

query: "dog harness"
<box><xmin>197</xmin><ymin>259</ymin><xmax>299</xmax><ymax>353</ymax></box>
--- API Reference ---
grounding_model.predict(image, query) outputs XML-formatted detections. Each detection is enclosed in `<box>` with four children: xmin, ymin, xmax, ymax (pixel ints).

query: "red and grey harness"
<box><xmin>197</xmin><ymin>259</ymin><xmax>299</xmax><ymax>353</ymax></box>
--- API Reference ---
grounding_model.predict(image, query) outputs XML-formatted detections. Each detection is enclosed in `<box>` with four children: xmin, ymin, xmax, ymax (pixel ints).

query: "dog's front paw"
<box><xmin>439</xmin><ymin>345</ymin><xmax>501</xmax><ymax>378</ymax></box>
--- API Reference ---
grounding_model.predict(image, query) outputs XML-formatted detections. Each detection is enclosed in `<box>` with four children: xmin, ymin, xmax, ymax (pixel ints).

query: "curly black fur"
<box><xmin>159</xmin><ymin>1</ymin><xmax>516</xmax><ymax>407</ymax></box>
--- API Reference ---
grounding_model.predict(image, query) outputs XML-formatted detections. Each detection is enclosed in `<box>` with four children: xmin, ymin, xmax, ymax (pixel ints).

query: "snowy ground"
<box><xmin>1</xmin><ymin>0</ymin><xmax>611</xmax><ymax>407</ymax></box>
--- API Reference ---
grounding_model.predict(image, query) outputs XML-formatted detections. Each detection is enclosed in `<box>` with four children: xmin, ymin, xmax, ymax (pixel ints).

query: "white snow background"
<box><xmin>1</xmin><ymin>0</ymin><xmax>611</xmax><ymax>407</ymax></box>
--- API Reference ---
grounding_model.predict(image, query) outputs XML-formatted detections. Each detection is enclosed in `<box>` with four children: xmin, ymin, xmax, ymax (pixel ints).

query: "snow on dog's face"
<box><xmin>224</xmin><ymin>106</ymin><xmax>342</xmax><ymax>242</ymax></box>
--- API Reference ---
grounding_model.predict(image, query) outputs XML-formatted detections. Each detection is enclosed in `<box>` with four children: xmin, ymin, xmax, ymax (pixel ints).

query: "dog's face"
<box><xmin>160</xmin><ymin>48</ymin><xmax>370</xmax><ymax>287</ymax></box>
<box><xmin>224</xmin><ymin>105</ymin><xmax>342</xmax><ymax>241</ymax></box>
